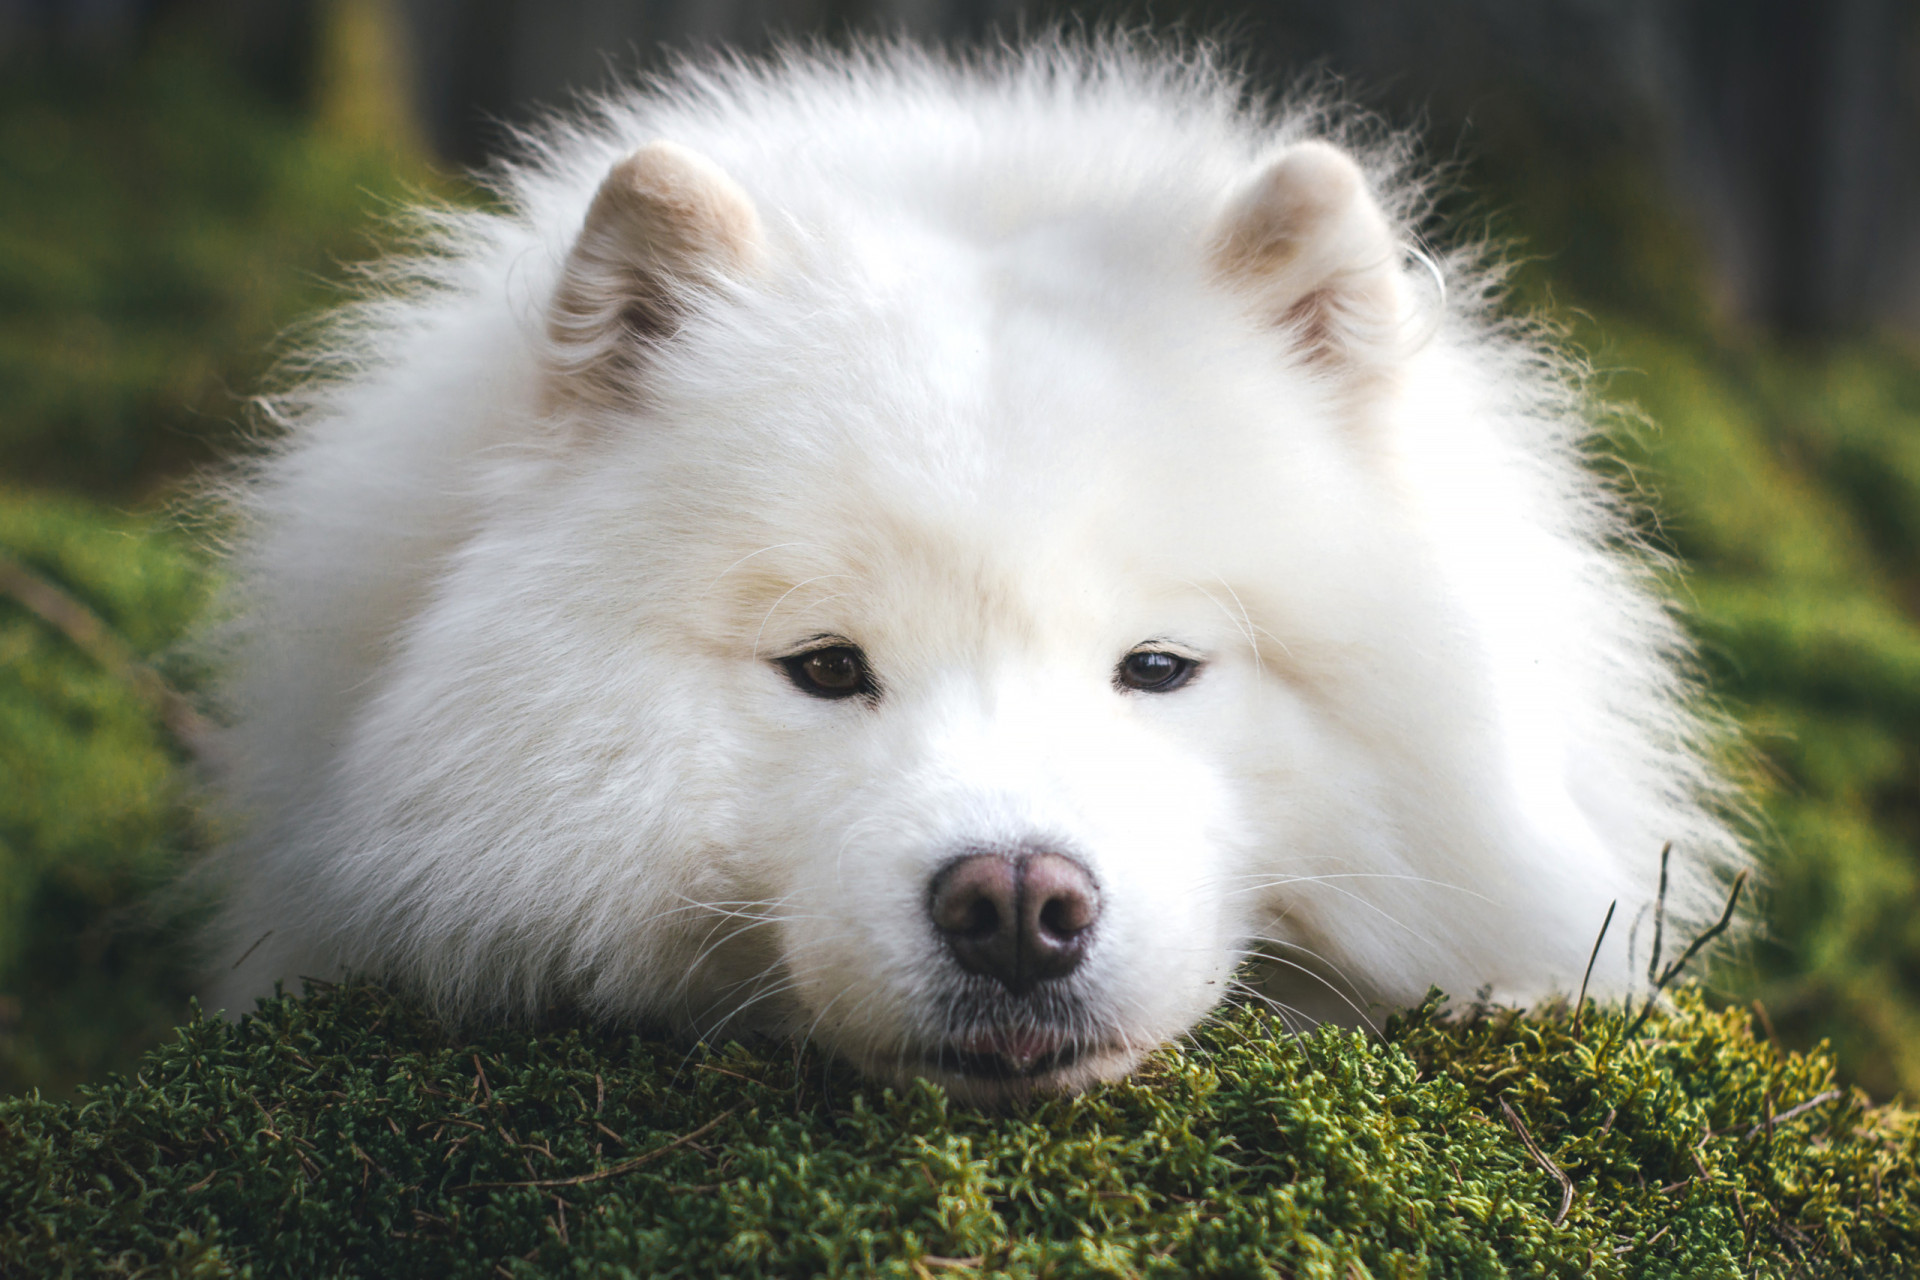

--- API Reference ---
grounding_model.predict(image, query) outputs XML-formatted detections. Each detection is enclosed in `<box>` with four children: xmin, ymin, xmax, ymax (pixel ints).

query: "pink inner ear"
<box><xmin>1210</xmin><ymin>143</ymin><xmax>1409</xmax><ymax>370</ymax></box>
<box><xmin>1280</xmin><ymin>288</ymin><xmax>1341</xmax><ymax>362</ymax></box>
<box><xmin>1282</xmin><ymin>268</ymin><xmax>1411</xmax><ymax>369</ymax></box>
<box><xmin>545</xmin><ymin>142</ymin><xmax>765</xmax><ymax>404</ymax></box>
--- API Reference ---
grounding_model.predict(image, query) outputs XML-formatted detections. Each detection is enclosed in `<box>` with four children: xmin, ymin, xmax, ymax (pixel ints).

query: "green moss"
<box><xmin>2</xmin><ymin>981</ymin><xmax>1910</xmax><ymax>1277</ymax></box>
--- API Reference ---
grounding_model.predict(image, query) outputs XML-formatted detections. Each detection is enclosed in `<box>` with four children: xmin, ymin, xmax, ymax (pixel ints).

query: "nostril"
<box><xmin>1022</xmin><ymin>851</ymin><xmax>1101</xmax><ymax>946</ymax></box>
<box><xmin>959</xmin><ymin>897</ymin><xmax>1000</xmax><ymax>940</ymax></box>
<box><xmin>1037</xmin><ymin>893</ymin><xmax>1093</xmax><ymax>940</ymax></box>
<box><xmin>929</xmin><ymin>855</ymin><xmax>1016</xmax><ymax>939</ymax></box>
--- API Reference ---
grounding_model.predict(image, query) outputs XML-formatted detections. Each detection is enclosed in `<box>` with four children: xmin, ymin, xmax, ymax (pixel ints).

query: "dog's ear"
<box><xmin>1209</xmin><ymin>141</ymin><xmax>1409</xmax><ymax>374</ymax></box>
<box><xmin>547</xmin><ymin>141</ymin><xmax>765</xmax><ymax>402</ymax></box>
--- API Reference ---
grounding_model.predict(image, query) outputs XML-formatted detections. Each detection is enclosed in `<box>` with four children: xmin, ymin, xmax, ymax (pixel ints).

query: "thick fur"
<box><xmin>203</xmin><ymin>40</ymin><xmax>1745</xmax><ymax>1100</ymax></box>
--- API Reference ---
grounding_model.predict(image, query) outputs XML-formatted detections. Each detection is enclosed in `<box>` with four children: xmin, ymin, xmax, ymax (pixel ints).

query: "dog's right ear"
<box><xmin>546</xmin><ymin>141</ymin><xmax>765</xmax><ymax>403</ymax></box>
<box><xmin>1208</xmin><ymin>141</ymin><xmax>1409</xmax><ymax>380</ymax></box>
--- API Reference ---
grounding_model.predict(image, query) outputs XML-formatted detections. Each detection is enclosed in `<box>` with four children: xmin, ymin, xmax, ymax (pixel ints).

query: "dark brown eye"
<box><xmin>780</xmin><ymin>645</ymin><xmax>876</xmax><ymax>701</ymax></box>
<box><xmin>1116</xmin><ymin>650</ymin><xmax>1197</xmax><ymax>693</ymax></box>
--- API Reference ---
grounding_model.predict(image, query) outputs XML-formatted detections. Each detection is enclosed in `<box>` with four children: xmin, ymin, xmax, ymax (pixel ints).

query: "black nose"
<box><xmin>927</xmin><ymin>851</ymin><xmax>1100</xmax><ymax>995</ymax></box>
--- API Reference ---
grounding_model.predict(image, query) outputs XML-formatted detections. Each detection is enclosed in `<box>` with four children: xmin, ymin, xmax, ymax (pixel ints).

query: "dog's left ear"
<box><xmin>547</xmin><ymin>140</ymin><xmax>766</xmax><ymax>404</ymax></box>
<box><xmin>1209</xmin><ymin>141</ymin><xmax>1410</xmax><ymax>374</ymax></box>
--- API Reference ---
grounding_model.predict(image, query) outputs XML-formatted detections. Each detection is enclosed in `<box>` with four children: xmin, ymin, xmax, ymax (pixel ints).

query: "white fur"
<box><xmin>202</xmin><ymin>40</ymin><xmax>1745</xmax><ymax>1099</ymax></box>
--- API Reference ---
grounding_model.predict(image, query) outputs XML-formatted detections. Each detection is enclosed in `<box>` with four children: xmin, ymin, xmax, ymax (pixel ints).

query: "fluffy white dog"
<box><xmin>204</xmin><ymin>40</ymin><xmax>1744</xmax><ymax>1099</ymax></box>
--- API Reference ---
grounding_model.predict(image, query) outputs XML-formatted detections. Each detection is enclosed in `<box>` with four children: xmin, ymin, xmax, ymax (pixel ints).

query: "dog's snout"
<box><xmin>928</xmin><ymin>851</ymin><xmax>1100</xmax><ymax>994</ymax></box>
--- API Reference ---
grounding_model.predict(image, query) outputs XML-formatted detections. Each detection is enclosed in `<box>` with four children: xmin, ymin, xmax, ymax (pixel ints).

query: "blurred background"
<box><xmin>2</xmin><ymin>0</ymin><xmax>1918</xmax><ymax>1100</ymax></box>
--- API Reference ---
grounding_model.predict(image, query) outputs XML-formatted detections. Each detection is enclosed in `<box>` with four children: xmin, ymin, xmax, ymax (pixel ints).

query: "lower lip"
<box><xmin>932</xmin><ymin>1030</ymin><xmax>1091</xmax><ymax>1080</ymax></box>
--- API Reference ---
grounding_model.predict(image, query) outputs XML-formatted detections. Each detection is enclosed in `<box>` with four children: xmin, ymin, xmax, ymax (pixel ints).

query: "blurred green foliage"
<box><xmin>1606</xmin><ymin>335</ymin><xmax>1920</xmax><ymax>1100</ymax></box>
<box><xmin>0</xmin><ymin>491</ymin><xmax>210</xmax><ymax>1095</ymax></box>
<box><xmin>0</xmin><ymin>14</ymin><xmax>424</xmax><ymax>493</ymax></box>
<box><xmin>1482</xmin><ymin>136</ymin><xmax>1920</xmax><ymax>1097</ymax></box>
<box><xmin>0</xmin><ymin>9</ymin><xmax>1918</xmax><ymax>1116</ymax></box>
<box><xmin>0</xmin><ymin>7</ymin><xmax>433</xmax><ymax>1093</ymax></box>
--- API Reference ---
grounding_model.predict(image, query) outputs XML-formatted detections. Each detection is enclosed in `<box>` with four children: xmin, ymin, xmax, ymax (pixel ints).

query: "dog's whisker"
<box><xmin>700</xmin><ymin>542</ymin><xmax>827</xmax><ymax>599</ymax></box>
<box><xmin>1215</xmin><ymin>573</ymin><xmax>1270</xmax><ymax>680</ymax></box>
<box><xmin>655</xmin><ymin>894</ymin><xmax>832</xmax><ymax>1013</ymax></box>
<box><xmin>1237</xmin><ymin>876</ymin><xmax>1449</xmax><ymax>950</ymax></box>
<box><xmin>1216</xmin><ymin>871</ymin><xmax>1491</xmax><ymax>907</ymax></box>
<box><xmin>1238</xmin><ymin>933</ymin><xmax>1371</xmax><ymax>996</ymax></box>
<box><xmin>750</xmin><ymin>574</ymin><xmax>859</xmax><ymax>660</ymax></box>
<box><xmin>1225</xmin><ymin>976</ymin><xmax>1322</xmax><ymax>1038</ymax></box>
<box><xmin>1232</xmin><ymin>940</ymin><xmax>1382</xmax><ymax>1031</ymax></box>
<box><xmin>696</xmin><ymin>974</ymin><xmax>810</xmax><ymax>1042</ymax></box>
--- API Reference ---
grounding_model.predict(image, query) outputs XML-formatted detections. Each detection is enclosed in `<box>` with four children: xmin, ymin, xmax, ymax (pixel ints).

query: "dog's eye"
<box><xmin>780</xmin><ymin>645</ymin><xmax>875</xmax><ymax>700</ymax></box>
<box><xmin>1116</xmin><ymin>650</ymin><xmax>1198</xmax><ymax>693</ymax></box>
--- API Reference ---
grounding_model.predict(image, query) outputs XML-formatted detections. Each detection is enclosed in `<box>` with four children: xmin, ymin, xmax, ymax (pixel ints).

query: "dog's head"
<box><xmin>304</xmin><ymin>126</ymin><xmax>1636</xmax><ymax>1102</ymax></box>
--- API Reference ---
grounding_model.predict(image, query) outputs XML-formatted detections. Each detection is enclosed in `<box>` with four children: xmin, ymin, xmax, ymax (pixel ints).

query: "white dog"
<box><xmin>204</xmin><ymin>40</ymin><xmax>1744</xmax><ymax>1099</ymax></box>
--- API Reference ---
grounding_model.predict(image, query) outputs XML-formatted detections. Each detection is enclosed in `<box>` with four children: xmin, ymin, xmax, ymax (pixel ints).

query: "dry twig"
<box><xmin>1743</xmin><ymin>1090</ymin><xmax>1842</xmax><ymax>1143</ymax></box>
<box><xmin>0</xmin><ymin>551</ymin><xmax>206</xmax><ymax>746</ymax></box>
<box><xmin>1646</xmin><ymin>843</ymin><xmax>1672</xmax><ymax>986</ymax></box>
<box><xmin>1571</xmin><ymin>899</ymin><xmax>1616</xmax><ymax>1035</ymax></box>
<box><xmin>1499</xmin><ymin>1097</ymin><xmax>1574</xmax><ymax>1226</ymax></box>
<box><xmin>462</xmin><ymin>1107</ymin><xmax>738</xmax><ymax>1191</ymax></box>
<box><xmin>1621</xmin><ymin>869</ymin><xmax>1749</xmax><ymax>1041</ymax></box>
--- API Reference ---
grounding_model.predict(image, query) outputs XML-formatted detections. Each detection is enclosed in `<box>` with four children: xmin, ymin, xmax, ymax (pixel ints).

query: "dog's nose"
<box><xmin>927</xmin><ymin>851</ymin><xmax>1100</xmax><ymax>995</ymax></box>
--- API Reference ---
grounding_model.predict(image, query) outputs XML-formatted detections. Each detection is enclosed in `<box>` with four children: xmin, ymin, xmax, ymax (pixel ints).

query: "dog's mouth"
<box><xmin>929</xmin><ymin>1025</ymin><xmax>1095</xmax><ymax>1081</ymax></box>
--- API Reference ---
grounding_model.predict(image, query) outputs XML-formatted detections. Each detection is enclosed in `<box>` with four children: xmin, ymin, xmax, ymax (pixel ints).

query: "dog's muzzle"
<box><xmin>923</xmin><ymin>849</ymin><xmax>1104</xmax><ymax>1079</ymax></box>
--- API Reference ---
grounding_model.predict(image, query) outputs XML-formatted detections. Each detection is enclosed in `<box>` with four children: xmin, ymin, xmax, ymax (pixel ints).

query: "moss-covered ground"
<box><xmin>3</xmin><ymin>981</ymin><xmax>1912</xmax><ymax>1277</ymax></box>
